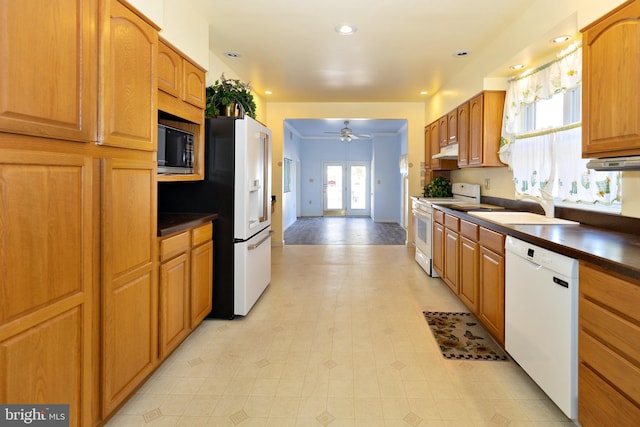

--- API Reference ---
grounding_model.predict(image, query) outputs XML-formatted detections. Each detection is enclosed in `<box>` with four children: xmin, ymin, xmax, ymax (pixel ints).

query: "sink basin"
<box><xmin>468</xmin><ymin>211</ymin><xmax>579</xmax><ymax>225</ymax></box>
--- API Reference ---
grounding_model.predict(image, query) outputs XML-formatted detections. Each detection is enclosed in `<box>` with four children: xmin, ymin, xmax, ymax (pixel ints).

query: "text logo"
<box><xmin>0</xmin><ymin>405</ymin><xmax>69</xmax><ymax>426</ymax></box>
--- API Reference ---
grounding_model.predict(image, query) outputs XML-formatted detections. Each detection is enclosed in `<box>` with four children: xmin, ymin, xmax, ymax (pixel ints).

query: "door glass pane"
<box><xmin>350</xmin><ymin>165</ymin><xmax>366</xmax><ymax>209</ymax></box>
<box><xmin>326</xmin><ymin>165</ymin><xmax>343</xmax><ymax>209</ymax></box>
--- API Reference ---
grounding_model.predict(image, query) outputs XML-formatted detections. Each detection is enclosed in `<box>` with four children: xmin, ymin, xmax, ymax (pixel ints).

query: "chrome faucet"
<box><xmin>516</xmin><ymin>190</ymin><xmax>555</xmax><ymax>218</ymax></box>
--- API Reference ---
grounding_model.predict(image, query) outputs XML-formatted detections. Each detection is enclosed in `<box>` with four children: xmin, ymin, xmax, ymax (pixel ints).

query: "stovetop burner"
<box><xmin>445</xmin><ymin>203</ymin><xmax>505</xmax><ymax>212</ymax></box>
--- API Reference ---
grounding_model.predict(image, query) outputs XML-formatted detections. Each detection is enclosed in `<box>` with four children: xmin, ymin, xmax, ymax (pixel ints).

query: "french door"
<box><xmin>323</xmin><ymin>161</ymin><xmax>370</xmax><ymax>216</ymax></box>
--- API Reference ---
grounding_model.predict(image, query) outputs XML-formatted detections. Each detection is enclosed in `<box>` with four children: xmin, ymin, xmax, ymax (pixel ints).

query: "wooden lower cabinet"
<box><xmin>459</xmin><ymin>235</ymin><xmax>479</xmax><ymax>312</ymax></box>
<box><xmin>0</xmin><ymin>148</ymin><xmax>94</xmax><ymax>427</ymax></box>
<box><xmin>443</xmin><ymin>215</ymin><xmax>460</xmax><ymax>294</ymax></box>
<box><xmin>101</xmin><ymin>158</ymin><xmax>158</xmax><ymax>417</ymax></box>
<box><xmin>478</xmin><ymin>245</ymin><xmax>505</xmax><ymax>346</ymax></box>
<box><xmin>432</xmin><ymin>221</ymin><xmax>445</xmax><ymax>277</ymax></box>
<box><xmin>191</xmin><ymin>236</ymin><xmax>214</xmax><ymax>327</ymax></box>
<box><xmin>159</xmin><ymin>251</ymin><xmax>190</xmax><ymax>359</ymax></box>
<box><xmin>433</xmin><ymin>211</ymin><xmax>504</xmax><ymax>344</ymax></box>
<box><xmin>158</xmin><ymin>222</ymin><xmax>213</xmax><ymax>358</ymax></box>
<box><xmin>578</xmin><ymin>261</ymin><xmax>640</xmax><ymax>426</ymax></box>
<box><xmin>477</xmin><ymin>226</ymin><xmax>505</xmax><ymax>346</ymax></box>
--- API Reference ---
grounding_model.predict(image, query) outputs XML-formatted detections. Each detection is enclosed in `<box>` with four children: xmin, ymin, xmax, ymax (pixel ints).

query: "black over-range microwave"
<box><xmin>157</xmin><ymin>124</ymin><xmax>194</xmax><ymax>174</ymax></box>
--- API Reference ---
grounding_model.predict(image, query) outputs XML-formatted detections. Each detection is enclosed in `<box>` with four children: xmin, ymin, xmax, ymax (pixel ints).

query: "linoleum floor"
<box><xmin>106</xmin><ymin>245</ymin><xmax>573</xmax><ymax>426</ymax></box>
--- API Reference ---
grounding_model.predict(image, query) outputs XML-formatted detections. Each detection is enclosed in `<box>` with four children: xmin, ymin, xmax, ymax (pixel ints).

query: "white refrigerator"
<box><xmin>158</xmin><ymin>115</ymin><xmax>272</xmax><ymax>318</ymax></box>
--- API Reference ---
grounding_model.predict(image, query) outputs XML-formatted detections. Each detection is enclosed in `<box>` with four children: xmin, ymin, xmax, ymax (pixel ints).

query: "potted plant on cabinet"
<box><xmin>423</xmin><ymin>176</ymin><xmax>452</xmax><ymax>197</ymax></box>
<box><xmin>205</xmin><ymin>73</ymin><xmax>257</xmax><ymax>119</ymax></box>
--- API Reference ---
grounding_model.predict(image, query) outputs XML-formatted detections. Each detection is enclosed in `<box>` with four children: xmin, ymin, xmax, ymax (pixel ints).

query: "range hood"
<box><xmin>432</xmin><ymin>143</ymin><xmax>459</xmax><ymax>160</ymax></box>
<box><xmin>586</xmin><ymin>156</ymin><xmax>640</xmax><ymax>171</ymax></box>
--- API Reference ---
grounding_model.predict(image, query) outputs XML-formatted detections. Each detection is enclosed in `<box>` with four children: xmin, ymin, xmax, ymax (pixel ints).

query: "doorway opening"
<box><xmin>323</xmin><ymin>161</ymin><xmax>370</xmax><ymax>217</ymax></box>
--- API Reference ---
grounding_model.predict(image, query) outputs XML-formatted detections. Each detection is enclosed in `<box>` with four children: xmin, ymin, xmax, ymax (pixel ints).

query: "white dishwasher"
<box><xmin>505</xmin><ymin>236</ymin><xmax>579</xmax><ymax>420</ymax></box>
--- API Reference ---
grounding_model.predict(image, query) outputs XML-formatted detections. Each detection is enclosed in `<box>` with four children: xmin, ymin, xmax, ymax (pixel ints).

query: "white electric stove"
<box><xmin>412</xmin><ymin>183</ymin><xmax>481</xmax><ymax>276</ymax></box>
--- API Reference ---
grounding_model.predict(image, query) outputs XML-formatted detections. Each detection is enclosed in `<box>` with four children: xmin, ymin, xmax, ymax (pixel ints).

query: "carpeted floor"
<box><xmin>283</xmin><ymin>217</ymin><xmax>407</xmax><ymax>245</ymax></box>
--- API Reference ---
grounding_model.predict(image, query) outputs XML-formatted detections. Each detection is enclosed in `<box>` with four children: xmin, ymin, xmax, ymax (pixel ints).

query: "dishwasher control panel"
<box><xmin>506</xmin><ymin>236</ymin><xmax>578</xmax><ymax>277</ymax></box>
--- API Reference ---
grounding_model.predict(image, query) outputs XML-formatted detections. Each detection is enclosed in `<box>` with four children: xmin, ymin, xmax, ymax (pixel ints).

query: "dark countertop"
<box><xmin>435</xmin><ymin>205</ymin><xmax>640</xmax><ymax>281</ymax></box>
<box><xmin>158</xmin><ymin>212</ymin><xmax>218</xmax><ymax>237</ymax></box>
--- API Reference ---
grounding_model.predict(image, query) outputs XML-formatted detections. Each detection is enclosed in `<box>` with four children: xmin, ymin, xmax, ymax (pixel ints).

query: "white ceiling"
<box><xmin>285</xmin><ymin>118</ymin><xmax>407</xmax><ymax>140</ymax></box>
<box><xmin>191</xmin><ymin>0</ymin><xmax>576</xmax><ymax>137</ymax></box>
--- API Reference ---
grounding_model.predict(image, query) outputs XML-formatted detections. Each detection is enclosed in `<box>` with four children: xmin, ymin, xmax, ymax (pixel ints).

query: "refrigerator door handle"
<box><xmin>259</xmin><ymin>131</ymin><xmax>270</xmax><ymax>223</ymax></box>
<box><xmin>248</xmin><ymin>231</ymin><xmax>274</xmax><ymax>250</ymax></box>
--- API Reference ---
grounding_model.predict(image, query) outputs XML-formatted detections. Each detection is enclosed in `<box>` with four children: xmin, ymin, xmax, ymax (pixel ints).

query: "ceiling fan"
<box><xmin>325</xmin><ymin>120</ymin><xmax>371</xmax><ymax>141</ymax></box>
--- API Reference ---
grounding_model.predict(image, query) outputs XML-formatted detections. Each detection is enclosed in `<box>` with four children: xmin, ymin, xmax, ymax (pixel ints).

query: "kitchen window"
<box><xmin>500</xmin><ymin>45</ymin><xmax>621</xmax><ymax>213</ymax></box>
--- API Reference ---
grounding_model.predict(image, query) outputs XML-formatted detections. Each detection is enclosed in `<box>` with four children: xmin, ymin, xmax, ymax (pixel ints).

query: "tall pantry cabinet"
<box><xmin>0</xmin><ymin>0</ymin><xmax>159</xmax><ymax>425</ymax></box>
<box><xmin>99</xmin><ymin>0</ymin><xmax>159</xmax><ymax>417</ymax></box>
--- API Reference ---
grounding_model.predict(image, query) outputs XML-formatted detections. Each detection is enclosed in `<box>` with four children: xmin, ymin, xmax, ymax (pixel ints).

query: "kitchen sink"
<box><xmin>469</xmin><ymin>211</ymin><xmax>579</xmax><ymax>225</ymax></box>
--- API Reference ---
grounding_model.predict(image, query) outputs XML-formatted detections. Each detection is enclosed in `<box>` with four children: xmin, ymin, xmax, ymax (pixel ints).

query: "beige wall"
<box><xmin>207</xmin><ymin>53</ymin><xmax>268</xmax><ymax>124</ymax></box>
<box><xmin>128</xmin><ymin>0</ymin><xmax>210</xmax><ymax>69</ymax></box>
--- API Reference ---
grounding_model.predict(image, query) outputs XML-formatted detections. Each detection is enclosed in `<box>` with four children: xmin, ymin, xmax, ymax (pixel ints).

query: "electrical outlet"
<box><xmin>484</xmin><ymin>178</ymin><xmax>490</xmax><ymax>190</ymax></box>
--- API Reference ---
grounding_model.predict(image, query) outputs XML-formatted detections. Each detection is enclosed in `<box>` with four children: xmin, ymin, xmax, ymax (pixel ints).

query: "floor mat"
<box><xmin>423</xmin><ymin>311</ymin><xmax>509</xmax><ymax>361</ymax></box>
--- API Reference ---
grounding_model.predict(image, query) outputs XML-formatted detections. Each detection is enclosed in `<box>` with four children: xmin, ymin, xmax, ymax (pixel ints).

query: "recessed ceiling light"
<box><xmin>335</xmin><ymin>24</ymin><xmax>357</xmax><ymax>35</ymax></box>
<box><xmin>265</xmin><ymin>90</ymin><xmax>273</xmax><ymax>95</ymax></box>
<box><xmin>224</xmin><ymin>52</ymin><xmax>241</xmax><ymax>58</ymax></box>
<box><xmin>420</xmin><ymin>91</ymin><xmax>428</xmax><ymax>95</ymax></box>
<box><xmin>453</xmin><ymin>50</ymin><xmax>471</xmax><ymax>58</ymax></box>
<box><xmin>510</xmin><ymin>64</ymin><xmax>525</xmax><ymax>70</ymax></box>
<box><xmin>552</xmin><ymin>35</ymin><xmax>570</xmax><ymax>43</ymax></box>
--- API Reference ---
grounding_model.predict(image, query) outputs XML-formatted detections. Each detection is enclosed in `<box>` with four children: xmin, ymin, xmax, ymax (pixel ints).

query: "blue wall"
<box><xmin>299</xmin><ymin>138</ymin><xmax>373</xmax><ymax>217</ymax></box>
<box><xmin>372</xmin><ymin>135</ymin><xmax>402</xmax><ymax>222</ymax></box>
<box><xmin>282</xmin><ymin>127</ymin><xmax>300</xmax><ymax>230</ymax></box>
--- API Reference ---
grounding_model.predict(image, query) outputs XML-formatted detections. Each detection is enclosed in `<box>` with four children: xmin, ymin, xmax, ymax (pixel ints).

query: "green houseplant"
<box><xmin>423</xmin><ymin>176</ymin><xmax>453</xmax><ymax>198</ymax></box>
<box><xmin>205</xmin><ymin>73</ymin><xmax>257</xmax><ymax>119</ymax></box>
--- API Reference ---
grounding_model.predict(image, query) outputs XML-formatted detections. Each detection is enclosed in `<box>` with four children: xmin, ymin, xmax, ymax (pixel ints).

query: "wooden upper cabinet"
<box><xmin>457</xmin><ymin>102</ymin><xmax>470</xmax><ymax>167</ymax></box>
<box><xmin>424</xmin><ymin>125</ymin><xmax>432</xmax><ymax>167</ymax></box>
<box><xmin>183</xmin><ymin>60</ymin><xmax>206</xmax><ymax>109</ymax></box>
<box><xmin>464</xmin><ymin>91</ymin><xmax>505</xmax><ymax>167</ymax></box>
<box><xmin>447</xmin><ymin>110</ymin><xmax>458</xmax><ymax>145</ymax></box>
<box><xmin>427</xmin><ymin>121</ymin><xmax>458</xmax><ymax>171</ymax></box>
<box><xmin>437</xmin><ymin>116</ymin><xmax>448</xmax><ymax>147</ymax></box>
<box><xmin>158</xmin><ymin>38</ymin><xmax>207</xmax><ymax>113</ymax></box>
<box><xmin>0</xmin><ymin>0</ymin><xmax>97</xmax><ymax>142</ymax></box>
<box><xmin>582</xmin><ymin>0</ymin><xmax>640</xmax><ymax>158</ymax></box>
<box><xmin>157</xmin><ymin>41</ymin><xmax>182</xmax><ymax>99</ymax></box>
<box><xmin>99</xmin><ymin>0</ymin><xmax>159</xmax><ymax>151</ymax></box>
<box><xmin>430</xmin><ymin>121</ymin><xmax>441</xmax><ymax>169</ymax></box>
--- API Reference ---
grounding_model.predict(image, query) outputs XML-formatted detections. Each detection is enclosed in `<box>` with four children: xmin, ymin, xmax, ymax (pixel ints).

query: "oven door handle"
<box><xmin>248</xmin><ymin>231</ymin><xmax>274</xmax><ymax>250</ymax></box>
